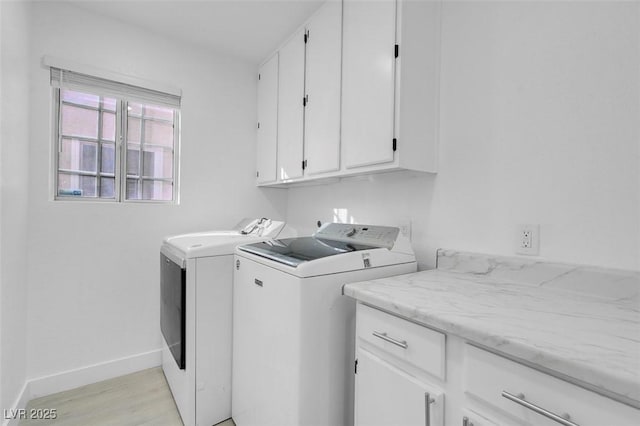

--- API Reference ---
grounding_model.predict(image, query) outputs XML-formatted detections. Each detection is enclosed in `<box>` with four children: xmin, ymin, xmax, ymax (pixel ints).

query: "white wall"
<box><xmin>0</xmin><ymin>0</ymin><xmax>31</xmax><ymax>413</ymax></box>
<box><xmin>287</xmin><ymin>0</ymin><xmax>640</xmax><ymax>271</ymax></box>
<box><xmin>26</xmin><ymin>1</ymin><xmax>287</xmax><ymax>382</ymax></box>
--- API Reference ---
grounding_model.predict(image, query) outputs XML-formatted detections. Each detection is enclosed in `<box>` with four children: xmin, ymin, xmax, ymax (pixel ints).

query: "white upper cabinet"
<box><xmin>255</xmin><ymin>0</ymin><xmax>440</xmax><ymax>186</ymax></box>
<box><xmin>342</xmin><ymin>0</ymin><xmax>397</xmax><ymax>169</ymax></box>
<box><xmin>277</xmin><ymin>29</ymin><xmax>306</xmax><ymax>181</ymax></box>
<box><xmin>342</xmin><ymin>0</ymin><xmax>441</xmax><ymax>174</ymax></box>
<box><xmin>256</xmin><ymin>53</ymin><xmax>278</xmax><ymax>184</ymax></box>
<box><xmin>304</xmin><ymin>0</ymin><xmax>342</xmax><ymax>176</ymax></box>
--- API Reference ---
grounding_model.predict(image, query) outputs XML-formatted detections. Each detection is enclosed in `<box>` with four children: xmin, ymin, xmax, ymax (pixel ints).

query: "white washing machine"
<box><xmin>160</xmin><ymin>218</ymin><xmax>295</xmax><ymax>426</ymax></box>
<box><xmin>232</xmin><ymin>223</ymin><xmax>417</xmax><ymax>426</ymax></box>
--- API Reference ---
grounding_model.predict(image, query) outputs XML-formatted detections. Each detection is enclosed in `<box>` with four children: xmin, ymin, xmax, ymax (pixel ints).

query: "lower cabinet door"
<box><xmin>355</xmin><ymin>348</ymin><xmax>444</xmax><ymax>426</ymax></box>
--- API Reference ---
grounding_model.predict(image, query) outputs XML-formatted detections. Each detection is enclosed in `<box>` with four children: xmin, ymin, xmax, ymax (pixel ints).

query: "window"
<box><xmin>51</xmin><ymin>68</ymin><xmax>180</xmax><ymax>202</ymax></box>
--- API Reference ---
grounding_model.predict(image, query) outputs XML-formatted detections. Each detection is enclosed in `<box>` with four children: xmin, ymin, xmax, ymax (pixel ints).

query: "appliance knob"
<box><xmin>236</xmin><ymin>259</ymin><xmax>240</xmax><ymax>270</ymax></box>
<box><xmin>346</xmin><ymin>228</ymin><xmax>357</xmax><ymax>237</ymax></box>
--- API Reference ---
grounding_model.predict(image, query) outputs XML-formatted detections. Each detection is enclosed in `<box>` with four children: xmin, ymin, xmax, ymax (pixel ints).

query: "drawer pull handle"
<box><xmin>501</xmin><ymin>391</ymin><xmax>579</xmax><ymax>426</ymax></box>
<box><xmin>424</xmin><ymin>392</ymin><xmax>435</xmax><ymax>426</ymax></box>
<box><xmin>372</xmin><ymin>331</ymin><xmax>408</xmax><ymax>349</ymax></box>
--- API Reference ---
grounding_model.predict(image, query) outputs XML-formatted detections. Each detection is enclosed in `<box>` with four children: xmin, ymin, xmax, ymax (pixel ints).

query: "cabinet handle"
<box><xmin>372</xmin><ymin>331</ymin><xmax>408</xmax><ymax>349</ymax></box>
<box><xmin>424</xmin><ymin>392</ymin><xmax>435</xmax><ymax>426</ymax></box>
<box><xmin>501</xmin><ymin>391</ymin><xmax>579</xmax><ymax>426</ymax></box>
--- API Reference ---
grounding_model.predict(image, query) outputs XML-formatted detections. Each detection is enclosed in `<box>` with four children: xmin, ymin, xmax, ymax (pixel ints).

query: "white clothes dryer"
<box><xmin>231</xmin><ymin>223</ymin><xmax>417</xmax><ymax>426</ymax></box>
<box><xmin>160</xmin><ymin>218</ymin><xmax>295</xmax><ymax>426</ymax></box>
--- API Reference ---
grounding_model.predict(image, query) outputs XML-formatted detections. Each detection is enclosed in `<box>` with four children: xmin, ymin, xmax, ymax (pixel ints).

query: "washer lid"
<box><xmin>161</xmin><ymin>220</ymin><xmax>292</xmax><ymax>261</ymax></box>
<box><xmin>237</xmin><ymin>236</ymin><xmax>378</xmax><ymax>267</ymax></box>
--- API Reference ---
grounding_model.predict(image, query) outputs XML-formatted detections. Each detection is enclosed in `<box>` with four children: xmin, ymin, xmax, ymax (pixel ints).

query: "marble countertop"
<box><xmin>343</xmin><ymin>250</ymin><xmax>640</xmax><ymax>407</ymax></box>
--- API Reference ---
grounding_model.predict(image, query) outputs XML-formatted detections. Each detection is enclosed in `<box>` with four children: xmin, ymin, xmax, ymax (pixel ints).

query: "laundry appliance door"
<box><xmin>160</xmin><ymin>253</ymin><xmax>186</xmax><ymax>369</ymax></box>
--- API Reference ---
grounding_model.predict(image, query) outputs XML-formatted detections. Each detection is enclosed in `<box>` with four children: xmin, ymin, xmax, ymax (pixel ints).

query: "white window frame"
<box><xmin>49</xmin><ymin>62</ymin><xmax>181</xmax><ymax>204</ymax></box>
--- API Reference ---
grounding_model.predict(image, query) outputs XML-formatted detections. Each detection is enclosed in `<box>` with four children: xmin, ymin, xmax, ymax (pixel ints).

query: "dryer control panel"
<box><xmin>314</xmin><ymin>223</ymin><xmax>400</xmax><ymax>249</ymax></box>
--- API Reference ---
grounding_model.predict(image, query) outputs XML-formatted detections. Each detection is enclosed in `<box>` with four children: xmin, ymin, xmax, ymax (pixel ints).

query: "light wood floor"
<box><xmin>21</xmin><ymin>367</ymin><xmax>235</xmax><ymax>426</ymax></box>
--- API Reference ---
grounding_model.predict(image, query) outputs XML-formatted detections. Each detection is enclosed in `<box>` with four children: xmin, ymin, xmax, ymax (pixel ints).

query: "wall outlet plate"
<box><xmin>398</xmin><ymin>219</ymin><xmax>412</xmax><ymax>241</ymax></box>
<box><xmin>516</xmin><ymin>224</ymin><xmax>539</xmax><ymax>256</ymax></box>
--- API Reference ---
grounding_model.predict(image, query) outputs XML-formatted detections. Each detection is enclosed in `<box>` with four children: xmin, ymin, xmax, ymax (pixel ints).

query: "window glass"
<box><xmin>125</xmin><ymin>102</ymin><xmax>175</xmax><ymax>201</ymax></box>
<box><xmin>142</xmin><ymin>180</ymin><xmax>173</xmax><ymax>201</ymax></box>
<box><xmin>144</xmin><ymin>120</ymin><xmax>173</xmax><ymax>147</ymax></box>
<box><xmin>127</xmin><ymin>146</ymin><xmax>140</xmax><ymax>175</ymax></box>
<box><xmin>127</xmin><ymin>117</ymin><xmax>141</xmax><ymax>143</ymax></box>
<box><xmin>62</xmin><ymin>90</ymin><xmax>100</xmax><ymax>108</ymax></box>
<box><xmin>101</xmin><ymin>144</ymin><xmax>115</xmax><ymax>174</ymax></box>
<box><xmin>102</xmin><ymin>112</ymin><xmax>116</xmax><ymax>141</ymax></box>
<box><xmin>127</xmin><ymin>103</ymin><xmax>143</xmax><ymax>116</ymax></box>
<box><xmin>55</xmin><ymin>88</ymin><xmax>179</xmax><ymax>202</ymax></box>
<box><xmin>102</xmin><ymin>98</ymin><xmax>117</xmax><ymax>111</ymax></box>
<box><xmin>145</xmin><ymin>104</ymin><xmax>174</xmax><ymax>121</ymax></box>
<box><xmin>59</xmin><ymin>139</ymin><xmax>97</xmax><ymax>173</ymax></box>
<box><xmin>61</xmin><ymin>105</ymin><xmax>99</xmax><ymax>139</ymax></box>
<box><xmin>100</xmin><ymin>177</ymin><xmax>115</xmax><ymax>198</ymax></box>
<box><xmin>143</xmin><ymin>147</ymin><xmax>173</xmax><ymax>178</ymax></box>
<box><xmin>126</xmin><ymin>178</ymin><xmax>140</xmax><ymax>200</ymax></box>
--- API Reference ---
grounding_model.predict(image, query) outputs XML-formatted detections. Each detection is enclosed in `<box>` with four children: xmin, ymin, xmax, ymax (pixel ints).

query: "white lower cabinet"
<box><xmin>463</xmin><ymin>344</ymin><xmax>640</xmax><ymax>426</ymax></box>
<box><xmin>355</xmin><ymin>304</ymin><xmax>445</xmax><ymax>426</ymax></box>
<box><xmin>460</xmin><ymin>409</ymin><xmax>502</xmax><ymax>426</ymax></box>
<box><xmin>355</xmin><ymin>349</ymin><xmax>444</xmax><ymax>426</ymax></box>
<box><xmin>353</xmin><ymin>303</ymin><xmax>640</xmax><ymax>426</ymax></box>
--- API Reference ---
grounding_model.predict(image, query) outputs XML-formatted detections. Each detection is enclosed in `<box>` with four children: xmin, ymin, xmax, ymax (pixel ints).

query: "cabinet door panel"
<box><xmin>304</xmin><ymin>0</ymin><xmax>342</xmax><ymax>175</ymax></box>
<box><xmin>277</xmin><ymin>30</ymin><xmax>305</xmax><ymax>181</ymax></box>
<box><xmin>256</xmin><ymin>54</ymin><xmax>278</xmax><ymax>184</ymax></box>
<box><xmin>342</xmin><ymin>0</ymin><xmax>396</xmax><ymax>169</ymax></box>
<box><xmin>355</xmin><ymin>348</ymin><xmax>443</xmax><ymax>426</ymax></box>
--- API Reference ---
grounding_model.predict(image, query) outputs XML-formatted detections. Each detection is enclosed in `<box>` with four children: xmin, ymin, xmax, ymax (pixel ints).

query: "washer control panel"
<box><xmin>314</xmin><ymin>223</ymin><xmax>400</xmax><ymax>249</ymax></box>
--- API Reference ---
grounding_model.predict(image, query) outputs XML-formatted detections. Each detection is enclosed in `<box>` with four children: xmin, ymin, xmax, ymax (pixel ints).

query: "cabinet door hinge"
<box><xmin>303</xmin><ymin>94</ymin><xmax>308</xmax><ymax>107</ymax></box>
<box><xmin>395</xmin><ymin>44</ymin><xmax>399</xmax><ymax>58</ymax></box>
<box><xmin>354</xmin><ymin>359</ymin><xmax>358</xmax><ymax>374</ymax></box>
<box><xmin>258</xmin><ymin>73</ymin><xmax>261</xmax><ymax>80</ymax></box>
<box><xmin>257</xmin><ymin>122</ymin><xmax>260</xmax><ymax>129</ymax></box>
<box><xmin>302</xmin><ymin>159</ymin><xmax>307</xmax><ymax>170</ymax></box>
<box><xmin>392</xmin><ymin>138</ymin><xmax>397</xmax><ymax>152</ymax></box>
<box><xmin>256</xmin><ymin>171</ymin><xmax>259</xmax><ymax>178</ymax></box>
<box><xmin>304</xmin><ymin>30</ymin><xmax>309</xmax><ymax>44</ymax></box>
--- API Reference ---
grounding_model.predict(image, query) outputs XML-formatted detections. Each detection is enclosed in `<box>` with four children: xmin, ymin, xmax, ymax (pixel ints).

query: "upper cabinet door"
<box><xmin>277</xmin><ymin>29</ymin><xmax>306</xmax><ymax>181</ymax></box>
<box><xmin>304</xmin><ymin>0</ymin><xmax>342</xmax><ymax>176</ymax></box>
<box><xmin>342</xmin><ymin>0</ymin><xmax>397</xmax><ymax>169</ymax></box>
<box><xmin>256</xmin><ymin>53</ymin><xmax>278</xmax><ymax>184</ymax></box>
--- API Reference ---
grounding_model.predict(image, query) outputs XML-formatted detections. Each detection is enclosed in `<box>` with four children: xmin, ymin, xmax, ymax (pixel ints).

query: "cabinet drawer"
<box><xmin>464</xmin><ymin>344</ymin><xmax>640</xmax><ymax>426</ymax></box>
<box><xmin>356</xmin><ymin>303</ymin><xmax>445</xmax><ymax>380</ymax></box>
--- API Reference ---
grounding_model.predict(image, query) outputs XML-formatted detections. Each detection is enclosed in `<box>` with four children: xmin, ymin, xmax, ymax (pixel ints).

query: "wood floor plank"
<box><xmin>21</xmin><ymin>367</ymin><xmax>183</xmax><ymax>426</ymax></box>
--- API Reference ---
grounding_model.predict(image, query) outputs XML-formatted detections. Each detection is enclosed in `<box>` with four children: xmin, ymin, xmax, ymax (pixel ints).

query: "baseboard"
<box><xmin>28</xmin><ymin>349</ymin><xmax>162</xmax><ymax>400</ymax></box>
<box><xmin>2</xmin><ymin>348</ymin><xmax>162</xmax><ymax>425</ymax></box>
<box><xmin>3</xmin><ymin>381</ymin><xmax>30</xmax><ymax>426</ymax></box>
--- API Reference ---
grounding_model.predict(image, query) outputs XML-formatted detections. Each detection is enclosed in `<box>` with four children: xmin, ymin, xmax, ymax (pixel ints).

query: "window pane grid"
<box><xmin>126</xmin><ymin>114</ymin><xmax>173</xmax><ymax>125</ymax></box>
<box><xmin>124</xmin><ymin>103</ymin><xmax>175</xmax><ymax>201</ymax></box>
<box><xmin>59</xmin><ymin>169</ymin><xmax>116</xmax><ymax>177</ymax></box>
<box><xmin>58</xmin><ymin>89</ymin><xmax>118</xmax><ymax>199</ymax></box>
<box><xmin>61</xmin><ymin>101</ymin><xmax>101</xmax><ymax>112</ymax></box>
<box><xmin>56</xmin><ymin>88</ymin><xmax>178</xmax><ymax>202</ymax></box>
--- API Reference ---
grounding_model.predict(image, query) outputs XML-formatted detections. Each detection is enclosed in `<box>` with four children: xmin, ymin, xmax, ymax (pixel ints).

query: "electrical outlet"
<box><xmin>398</xmin><ymin>219</ymin><xmax>412</xmax><ymax>241</ymax></box>
<box><xmin>516</xmin><ymin>224</ymin><xmax>539</xmax><ymax>255</ymax></box>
